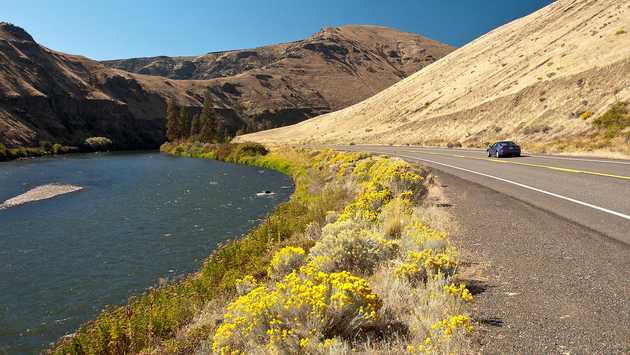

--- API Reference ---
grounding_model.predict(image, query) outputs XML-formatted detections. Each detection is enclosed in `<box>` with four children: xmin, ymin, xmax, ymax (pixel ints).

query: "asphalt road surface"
<box><xmin>339</xmin><ymin>145</ymin><xmax>630</xmax><ymax>245</ymax></box>
<box><xmin>336</xmin><ymin>145</ymin><xmax>630</xmax><ymax>353</ymax></box>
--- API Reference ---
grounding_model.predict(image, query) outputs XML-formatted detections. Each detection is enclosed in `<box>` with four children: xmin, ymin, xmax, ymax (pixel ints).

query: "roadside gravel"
<box><xmin>435</xmin><ymin>171</ymin><xmax>630</xmax><ymax>354</ymax></box>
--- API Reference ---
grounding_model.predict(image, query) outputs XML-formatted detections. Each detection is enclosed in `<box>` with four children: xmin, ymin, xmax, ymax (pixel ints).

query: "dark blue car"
<box><xmin>487</xmin><ymin>141</ymin><xmax>521</xmax><ymax>158</ymax></box>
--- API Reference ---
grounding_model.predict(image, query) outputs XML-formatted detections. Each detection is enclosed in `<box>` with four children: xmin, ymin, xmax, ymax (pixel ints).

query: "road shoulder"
<box><xmin>433</xmin><ymin>170</ymin><xmax>630</xmax><ymax>354</ymax></box>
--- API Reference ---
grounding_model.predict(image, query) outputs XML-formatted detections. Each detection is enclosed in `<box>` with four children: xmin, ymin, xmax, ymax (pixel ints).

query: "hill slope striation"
<box><xmin>237</xmin><ymin>0</ymin><xmax>630</xmax><ymax>155</ymax></box>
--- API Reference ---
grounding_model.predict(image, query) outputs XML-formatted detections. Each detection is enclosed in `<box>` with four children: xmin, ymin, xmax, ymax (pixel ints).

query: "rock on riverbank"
<box><xmin>0</xmin><ymin>184</ymin><xmax>83</xmax><ymax>209</ymax></box>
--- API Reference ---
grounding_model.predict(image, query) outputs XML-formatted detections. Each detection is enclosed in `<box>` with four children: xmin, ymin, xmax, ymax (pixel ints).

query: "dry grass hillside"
<box><xmin>0</xmin><ymin>24</ymin><xmax>452</xmax><ymax>148</ymax></box>
<box><xmin>237</xmin><ymin>0</ymin><xmax>630</xmax><ymax>156</ymax></box>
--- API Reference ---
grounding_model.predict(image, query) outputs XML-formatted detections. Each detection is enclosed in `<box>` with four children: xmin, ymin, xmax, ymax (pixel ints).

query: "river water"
<box><xmin>0</xmin><ymin>152</ymin><xmax>292</xmax><ymax>354</ymax></box>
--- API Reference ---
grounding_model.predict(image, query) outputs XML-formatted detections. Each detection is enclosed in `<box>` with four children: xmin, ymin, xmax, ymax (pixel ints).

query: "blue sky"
<box><xmin>3</xmin><ymin>0</ymin><xmax>553</xmax><ymax>60</ymax></box>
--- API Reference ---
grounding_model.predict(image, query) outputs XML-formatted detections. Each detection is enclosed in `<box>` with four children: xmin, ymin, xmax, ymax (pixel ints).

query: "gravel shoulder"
<box><xmin>435</xmin><ymin>171</ymin><xmax>630</xmax><ymax>354</ymax></box>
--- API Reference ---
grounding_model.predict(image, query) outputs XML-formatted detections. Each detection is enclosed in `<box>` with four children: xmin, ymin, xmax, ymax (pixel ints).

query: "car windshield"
<box><xmin>498</xmin><ymin>141</ymin><xmax>517</xmax><ymax>147</ymax></box>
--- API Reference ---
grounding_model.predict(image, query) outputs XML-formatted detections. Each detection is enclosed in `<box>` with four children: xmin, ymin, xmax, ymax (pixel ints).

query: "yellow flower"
<box><xmin>268</xmin><ymin>246</ymin><xmax>306</xmax><ymax>278</ymax></box>
<box><xmin>213</xmin><ymin>267</ymin><xmax>382</xmax><ymax>353</ymax></box>
<box><xmin>431</xmin><ymin>314</ymin><xmax>474</xmax><ymax>339</ymax></box>
<box><xmin>444</xmin><ymin>283</ymin><xmax>474</xmax><ymax>302</ymax></box>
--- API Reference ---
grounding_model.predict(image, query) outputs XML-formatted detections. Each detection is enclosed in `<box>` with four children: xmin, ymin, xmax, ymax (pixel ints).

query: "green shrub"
<box><xmin>0</xmin><ymin>143</ymin><xmax>7</xmax><ymax>161</ymax></box>
<box><xmin>39</xmin><ymin>140</ymin><xmax>53</xmax><ymax>151</ymax></box>
<box><xmin>231</xmin><ymin>142</ymin><xmax>268</xmax><ymax>159</ymax></box>
<box><xmin>51</xmin><ymin>143</ymin><xmax>63</xmax><ymax>154</ymax></box>
<box><xmin>593</xmin><ymin>102</ymin><xmax>630</xmax><ymax>138</ymax></box>
<box><xmin>7</xmin><ymin>147</ymin><xmax>47</xmax><ymax>159</ymax></box>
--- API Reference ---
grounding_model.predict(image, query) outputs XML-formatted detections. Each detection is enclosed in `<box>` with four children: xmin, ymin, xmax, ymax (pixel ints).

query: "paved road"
<box><xmin>433</xmin><ymin>172</ymin><xmax>630</xmax><ymax>354</ymax></box>
<box><xmin>335</xmin><ymin>145</ymin><xmax>630</xmax><ymax>353</ymax></box>
<box><xmin>339</xmin><ymin>145</ymin><xmax>630</xmax><ymax>245</ymax></box>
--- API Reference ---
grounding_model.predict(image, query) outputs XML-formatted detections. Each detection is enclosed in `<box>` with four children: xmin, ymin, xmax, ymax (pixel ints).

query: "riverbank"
<box><xmin>0</xmin><ymin>140</ymin><xmax>158</xmax><ymax>162</ymax></box>
<box><xmin>52</xmin><ymin>142</ymin><xmax>475</xmax><ymax>354</ymax></box>
<box><xmin>0</xmin><ymin>144</ymin><xmax>79</xmax><ymax>162</ymax></box>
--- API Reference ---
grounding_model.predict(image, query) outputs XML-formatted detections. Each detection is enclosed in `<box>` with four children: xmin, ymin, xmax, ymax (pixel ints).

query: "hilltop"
<box><xmin>0</xmin><ymin>23</ymin><xmax>453</xmax><ymax>148</ymax></box>
<box><xmin>238</xmin><ymin>0</ymin><xmax>630</xmax><ymax>156</ymax></box>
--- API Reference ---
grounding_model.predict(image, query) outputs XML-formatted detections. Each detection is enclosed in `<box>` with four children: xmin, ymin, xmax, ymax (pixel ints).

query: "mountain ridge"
<box><xmin>0</xmin><ymin>23</ymin><xmax>454</xmax><ymax>148</ymax></box>
<box><xmin>102</xmin><ymin>25</ymin><xmax>447</xmax><ymax>81</ymax></box>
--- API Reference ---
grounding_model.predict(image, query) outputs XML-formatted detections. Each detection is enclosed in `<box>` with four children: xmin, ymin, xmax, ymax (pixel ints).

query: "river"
<box><xmin>0</xmin><ymin>152</ymin><xmax>292</xmax><ymax>354</ymax></box>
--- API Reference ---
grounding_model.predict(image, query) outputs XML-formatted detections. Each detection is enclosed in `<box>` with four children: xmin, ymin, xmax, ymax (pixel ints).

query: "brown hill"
<box><xmin>0</xmin><ymin>23</ymin><xmax>454</xmax><ymax>148</ymax></box>
<box><xmin>238</xmin><ymin>0</ymin><xmax>630</xmax><ymax>156</ymax></box>
<box><xmin>104</xmin><ymin>25</ymin><xmax>454</xmax><ymax>129</ymax></box>
<box><xmin>0</xmin><ymin>22</ymin><xmax>194</xmax><ymax>148</ymax></box>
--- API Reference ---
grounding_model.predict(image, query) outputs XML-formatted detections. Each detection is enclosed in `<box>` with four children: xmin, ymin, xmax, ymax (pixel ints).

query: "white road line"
<box><xmin>395</xmin><ymin>146</ymin><xmax>630</xmax><ymax>165</ymax></box>
<box><xmin>397</xmin><ymin>154</ymin><xmax>630</xmax><ymax>222</ymax></box>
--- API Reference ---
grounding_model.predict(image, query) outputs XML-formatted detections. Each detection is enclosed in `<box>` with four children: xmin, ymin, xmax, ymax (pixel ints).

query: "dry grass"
<box><xmin>366</xmin><ymin>268</ymin><xmax>473</xmax><ymax>354</ymax></box>
<box><xmin>383</xmin><ymin>198</ymin><xmax>405</xmax><ymax>239</ymax></box>
<box><xmin>526</xmin><ymin>134</ymin><xmax>630</xmax><ymax>159</ymax></box>
<box><xmin>237</xmin><ymin>0</ymin><xmax>630</xmax><ymax>160</ymax></box>
<box><xmin>198</xmin><ymin>151</ymin><xmax>474</xmax><ymax>354</ymax></box>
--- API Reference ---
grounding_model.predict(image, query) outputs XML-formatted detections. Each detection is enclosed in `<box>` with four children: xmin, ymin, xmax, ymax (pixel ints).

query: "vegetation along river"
<box><xmin>0</xmin><ymin>152</ymin><xmax>293</xmax><ymax>354</ymax></box>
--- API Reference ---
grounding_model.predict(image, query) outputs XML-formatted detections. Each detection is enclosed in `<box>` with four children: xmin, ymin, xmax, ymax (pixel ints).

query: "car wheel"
<box><xmin>495</xmin><ymin>151</ymin><xmax>500</xmax><ymax>158</ymax></box>
<box><xmin>487</xmin><ymin>151</ymin><xmax>491</xmax><ymax>157</ymax></box>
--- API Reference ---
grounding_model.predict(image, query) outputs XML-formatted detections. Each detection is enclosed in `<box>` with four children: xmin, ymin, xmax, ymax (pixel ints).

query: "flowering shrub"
<box><xmin>395</xmin><ymin>248</ymin><xmax>457</xmax><ymax>283</ymax></box>
<box><xmin>235</xmin><ymin>275</ymin><xmax>258</xmax><ymax>296</ymax></box>
<box><xmin>303</xmin><ymin>221</ymin><xmax>322</xmax><ymax>241</ymax></box>
<box><xmin>340</xmin><ymin>157</ymin><xmax>426</xmax><ymax>222</ymax></box>
<box><xmin>329</xmin><ymin>151</ymin><xmax>369</xmax><ymax>178</ymax></box>
<box><xmin>351</xmin><ymin>158</ymin><xmax>376</xmax><ymax>182</ymax></box>
<box><xmin>406</xmin><ymin>315</ymin><xmax>474</xmax><ymax>353</ymax></box>
<box><xmin>207</xmin><ymin>150</ymin><xmax>472</xmax><ymax>354</ymax></box>
<box><xmin>309</xmin><ymin>226</ymin><xmax>398</xmax><ymax>276</ymax></box>
<box><xmin>403</xmin><ymin>221</ymin><xmax>447</xmax><ymax>249</ymax></box>
<box><xmin>341</xmin><ymin>187</ymin><xmax>392</xmax><ymax>221</ymax></box>
<box><xmin>432</xmin><ymin>314</ymin><xmax>474</xmax><ymax>337</ymax></box>
<box><xmin>212</xmin><ymin>266</ymin><xmax>382</xmax><ymax>354</ymax></box>
<box><xmin>444</xmin><ymin>283</ymin><xmax>474</xmax><ymax>303</ymax></box>
<box><xmin>268</xmin><ymin>246</ymin><xmax>306</xmax><ymax>280</ymax></box>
